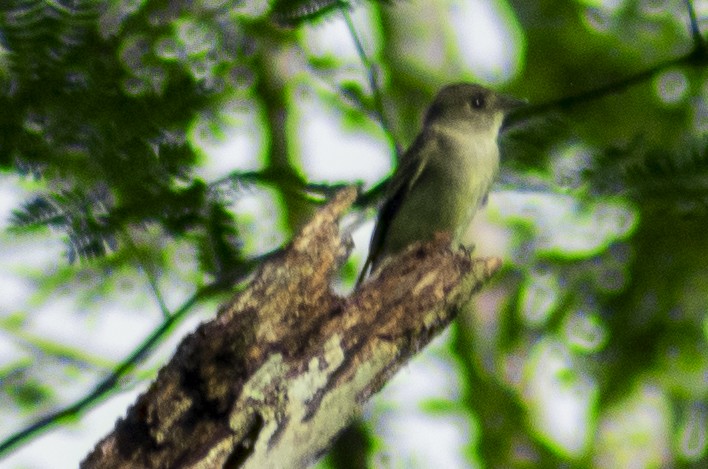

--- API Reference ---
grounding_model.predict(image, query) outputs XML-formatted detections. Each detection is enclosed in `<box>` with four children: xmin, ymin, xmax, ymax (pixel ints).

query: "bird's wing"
<box><xmin>357</xmin><ymin>132</ymin><xmax>435</xmax><ymax>284</ymax></box>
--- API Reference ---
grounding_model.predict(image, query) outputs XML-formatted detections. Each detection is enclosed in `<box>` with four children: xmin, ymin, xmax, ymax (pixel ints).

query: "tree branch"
<box><xmin>0</xmin><ymin>287</ymin><xmax>214</xmax><ymax>458</ymax></box>
<box><xmin>339</xmin><ymin>3</ymin><xmax>401</xmax><ymax>158</ymax></box>
<box><xmin>508</xmin><ymin>34</ymin><xmax>707</xmax><ymax>126</ymax></box>
<box><xmin>684</xmin><ymin>0</ymin><xmax>705</xmax><ymax>50</ymax></box>
<box><xmin>81</xmin><ymin>187</ymin><xmax>501</xmax><ymax>468</ymax></box>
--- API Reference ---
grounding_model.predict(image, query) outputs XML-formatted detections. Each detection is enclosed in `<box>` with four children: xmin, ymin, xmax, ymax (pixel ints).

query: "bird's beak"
<box><xmin>497</xmin><ymin>93</ymin><xmax>527</xmax><ymax>112</ymax></box>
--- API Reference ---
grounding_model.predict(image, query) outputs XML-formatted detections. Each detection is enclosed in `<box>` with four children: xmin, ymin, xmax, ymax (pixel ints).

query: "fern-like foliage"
<box><xmin>11</xmin><ymin>188</ymin><xmax>117</xmax><ymax>262</ymax></box>
<box><xmin>196</xmin><ymin>199</ymin><xmax>245</xmax><ymax>282</ymax></box>
<box><xmin>269</xmin><ymin>0</ymin><xmax>350</xmax><ymax>26</ymax></box>
<box><xmin>0</xmin><ymin>0</ymin><xmax>98</xmax><ymax>170</ymax></box>
<box><xmin>268</xmin><ymin>0</ymin><xmax>395</xmax><ymax>26</ymax></box>
<box><xmin>1</xmin><ymin>0</ymin><xmax>383</xmax><ymax>266</ymax></box>
<box><xmin>0</xmin><ymin>0</ymin><xmax>244</xmax><ymax>264</ymax></box>
<box><xmin>0</xmin><ymin>0</ymin><xmax>100</xmax><ymax>79</ymax></box>
<box><xmin>590</xmin><ymin>135</ymin><xmax>708</xmax><ymax>215</ymax></box>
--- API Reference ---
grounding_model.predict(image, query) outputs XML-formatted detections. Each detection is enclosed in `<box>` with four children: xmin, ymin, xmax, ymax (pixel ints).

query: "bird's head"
<box><xmin>423</xmin><ymin>83</ymin><xmax>525</xmax><ymax>134</ymax></box>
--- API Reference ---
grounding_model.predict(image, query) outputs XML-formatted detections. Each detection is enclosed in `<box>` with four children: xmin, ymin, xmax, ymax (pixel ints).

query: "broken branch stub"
<box><xmin>81</xmin><ymin>187</ymin><xmax>501</xmax><ymax>469</ymax></box>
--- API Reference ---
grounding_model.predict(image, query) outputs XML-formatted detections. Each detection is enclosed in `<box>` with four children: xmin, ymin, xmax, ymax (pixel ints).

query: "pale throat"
<box><xmin>433</xmin><ymin>113</ymin><xmax>503</xmax><ymax>147</ymax></box>
<box><xmin>434</xmin><ymin>118</ymin><xmax>502</xmax><ymax>168</ymax></box>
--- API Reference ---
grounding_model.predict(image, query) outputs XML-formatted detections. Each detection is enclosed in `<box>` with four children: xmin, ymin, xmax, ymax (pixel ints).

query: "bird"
<box><xmin>358</xmin><ymin>82</ymin><xmax>524</xmax><ymax>284</ymax></box>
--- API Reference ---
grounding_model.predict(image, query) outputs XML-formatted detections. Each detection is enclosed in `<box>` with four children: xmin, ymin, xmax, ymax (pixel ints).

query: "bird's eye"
<box><xmin>470</xmin><ymin>94</ymin><xmax>485</xmax><ymax>109</ymax></box>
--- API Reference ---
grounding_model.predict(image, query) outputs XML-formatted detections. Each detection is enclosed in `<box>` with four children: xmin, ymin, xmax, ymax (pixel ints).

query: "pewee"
<box><xmin>358</xmin><ymin>83</ymin><xmax>524</xmax><ymax>283</ymax></box>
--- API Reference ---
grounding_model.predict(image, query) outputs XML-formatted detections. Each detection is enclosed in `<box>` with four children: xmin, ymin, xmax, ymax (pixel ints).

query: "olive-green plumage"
<box><xmin>359</xmin><ymin>83</ymin><xmax>524</xmax><ymax>283</ymax></box>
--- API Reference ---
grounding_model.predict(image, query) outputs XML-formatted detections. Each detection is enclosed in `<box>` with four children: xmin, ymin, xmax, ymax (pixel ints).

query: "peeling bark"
<box><xmin>81</xmin><ymin>187</ymin><xmax>501</xmax><ymax>469</ymax></box>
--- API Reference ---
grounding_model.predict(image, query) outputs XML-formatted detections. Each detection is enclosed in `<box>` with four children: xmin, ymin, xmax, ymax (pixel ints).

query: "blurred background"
<box><xmin>0</xmin><ymin>0</ymin><xmax>706</xmax><ymax>467</ymax></box>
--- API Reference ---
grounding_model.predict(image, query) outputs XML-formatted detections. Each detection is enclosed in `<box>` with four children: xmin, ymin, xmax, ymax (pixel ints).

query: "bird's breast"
<box><xmin>436</xmin><ymin>132</ymin><xmax>499</xmax><ymax>195</ymax></box>
<box><xmin>380</xmin><ymin>129</ymin><xmax>500</xmax><ymax>256</ymax></box>
<box><xmin>430</xmin><ymin>133</ymin><xmax>499</xmax><ymax>237</ymax></box>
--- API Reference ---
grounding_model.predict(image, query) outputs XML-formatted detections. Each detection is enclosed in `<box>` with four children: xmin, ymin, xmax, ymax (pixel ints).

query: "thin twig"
<box><xmin>507</xmin><ymin>49</ymin><xmax>703</xmax><ymax>126</ymax></box>
<box><xmin>122</xmin><ymin>229</ymin><xmax>170</xmax><ymax>319</ymax></box>
<box><xmin>684</xmin><ymin>0</ymin><xmax>705</xmax><ymax>49</ymax></box>
<box><xmin>339</xmin><ymin>3</ymin><xmax>401</xmax><ymax>158</ymax></box>
<box><xmin>0</xmin><ymin>285</ymin><xmax>217</xmax><ymax>458</ymax></box>
<box><xmin>210</xmin><ymin>169</ymin><xmax>365</xmax><ymax>206</ymax></box>
<box><xmin>0</xmin><ymin>322</ymin><xmax>114</xmax><ymax>371</ymax></box>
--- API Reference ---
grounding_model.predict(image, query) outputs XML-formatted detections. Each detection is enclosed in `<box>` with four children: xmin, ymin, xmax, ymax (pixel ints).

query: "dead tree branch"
<box><xmin>82</xmin><ymin>187</ymin><xmax>501</xmax><ymax>469</ymax></box>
